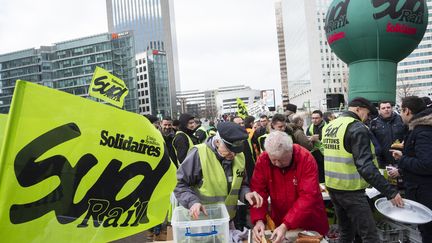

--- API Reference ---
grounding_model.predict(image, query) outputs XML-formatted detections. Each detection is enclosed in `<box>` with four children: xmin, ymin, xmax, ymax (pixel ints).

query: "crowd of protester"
<box><xmin>143</xmin><ymin>95</ymin><xmax>432</xmax><ymax>243</ymax></box>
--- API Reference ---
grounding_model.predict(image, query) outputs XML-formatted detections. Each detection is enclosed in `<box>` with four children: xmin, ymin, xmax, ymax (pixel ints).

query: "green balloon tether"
<box><xmin>325</xmin><ymin>0</ymin><xmax>428</xmax><ymax>103</ymax></box>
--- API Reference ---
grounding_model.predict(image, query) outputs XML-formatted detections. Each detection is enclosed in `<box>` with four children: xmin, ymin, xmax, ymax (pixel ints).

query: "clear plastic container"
<box><xmin>171</xmin><ymin>203</ymin><xmax>230</xmax><ymax>243</ymax></box>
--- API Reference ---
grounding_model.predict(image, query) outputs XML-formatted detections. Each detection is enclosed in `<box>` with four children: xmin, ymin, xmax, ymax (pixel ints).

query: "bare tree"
<box><xmin>397</xmin><ymin>80</ymin><xmax>413</xmax><ymax>99</ymax></box>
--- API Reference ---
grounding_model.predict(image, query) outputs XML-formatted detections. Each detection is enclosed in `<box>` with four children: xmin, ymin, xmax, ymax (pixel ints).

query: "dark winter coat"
<box><xmin>370</xmin><ymin>112</ymin><xmax>407</xmax><ymax>167</ymax></box>
<box><xmin>398</xmin><ymin>108</ymin><xmax>432</xmax><ymax>186</ymax></box>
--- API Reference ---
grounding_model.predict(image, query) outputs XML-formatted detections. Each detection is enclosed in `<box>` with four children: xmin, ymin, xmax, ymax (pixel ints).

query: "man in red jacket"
<box><xmin>251</xmin><ymin>131</ymin><xmax>329</xmax><ymax>243</ymax></box>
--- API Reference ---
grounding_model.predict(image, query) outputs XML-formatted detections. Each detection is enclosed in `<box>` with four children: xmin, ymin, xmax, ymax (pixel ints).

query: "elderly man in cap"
<box><xmin>322</xmin><ymin>97</ymin><xmax>404</xmax><ymax>243</ymax></box>
<box><xmin>174</xmin><ymin>122</ymin><xmax>263</xmax><ymax>221</ymax></box>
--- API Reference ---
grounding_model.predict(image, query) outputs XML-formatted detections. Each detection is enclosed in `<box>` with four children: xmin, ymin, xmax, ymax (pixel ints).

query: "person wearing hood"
<box><xmin>391</xmin><ymin>96</ymin><xmax>432</xmax><ymax>243</ymax></box>
<box><xmin>172</xmin><ymin>113</ymin><xmax>198</xmax><ymax>165</ymax></box>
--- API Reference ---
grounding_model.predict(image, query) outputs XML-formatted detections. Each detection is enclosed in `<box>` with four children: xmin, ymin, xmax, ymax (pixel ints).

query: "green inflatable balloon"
<box><xmin>325</xmin><ymin>0</ymin><xmax>428</xmax><ymax>103</ymax></box>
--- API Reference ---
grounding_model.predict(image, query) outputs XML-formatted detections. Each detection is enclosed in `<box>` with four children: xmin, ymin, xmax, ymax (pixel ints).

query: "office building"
<box><xmin>106</xmin><ymin>0</ymin><xmax>180</xmax><ymax>116</ymax></box>
<box><xmin>176</xmin><ymin>85</ymin><xmax>261</xmax><ymax>118</ymax></box>
<box><xmin>0</xmin><ymin>32</ymin><xmax>138</xmax><ymax>113</ymax></box>
<box><xmin>216</xmin><ymin>85</ymin><xmax>261</xmax><ymax>116</ymax></box>
<box><xmin>397</xmin><ymin>0</ymin><xmax>432</xmax><ymax>99</ymax></box>
<box><xmin>176</xmin><ymin>89</ymin><xmax>218</xmax><ymax>119</ymax></box>
<box><xmin>136</xmin><ymin>52</ymin><xmax>152</xmax><ymax>115</ymax></box>
<box><xmin>275</xmin><ymin>0</ymin><xmax>349</xmax><ymax>110</ymax></box>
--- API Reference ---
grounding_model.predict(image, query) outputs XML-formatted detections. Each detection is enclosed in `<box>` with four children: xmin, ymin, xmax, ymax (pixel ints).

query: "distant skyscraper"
<box><xmin>136</xmin><ymin>52</ymin><xmax>152</xmax><ymax>115</ymax></box>
<box><xmin>397</xmin><ymin>0</ymin><xmax>432</xmax><ymax>99</ymax></box>
<box><xmin>0</xmin><ymin>32</ymin><xmax>138</xmax><ymax>113</ymax></box>
<box><xmin>275</xmin><ymin>0</ymin><xmax>349</xmax><ymax>110</ymax></box>
<box><xmin>106</xmin><ymin>0</ymin><xmax>180</xmax><ymax>117</ymax></box>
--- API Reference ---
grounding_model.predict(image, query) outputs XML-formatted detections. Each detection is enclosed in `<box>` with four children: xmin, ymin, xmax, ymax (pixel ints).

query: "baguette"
<box><xmin>295</xmin><ymin>238</ymin><xmax>321</xmax><ymax>243</ymax></box>
<box><xmin>390</xmin><ymin>140</ymin><xmax>404</xmax><ymax>150</ymax></box>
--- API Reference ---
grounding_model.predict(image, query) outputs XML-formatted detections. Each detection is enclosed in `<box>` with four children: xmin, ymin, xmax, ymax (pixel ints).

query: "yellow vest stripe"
<box><xmin>325</xmin><ymin>170</ymin><xmax>362</xmax><ymax>180</ymax></box>
<box><xmin>325</xmin><ymin>156</ymin><xmax>354</xmax><ymax>164</ymax></box>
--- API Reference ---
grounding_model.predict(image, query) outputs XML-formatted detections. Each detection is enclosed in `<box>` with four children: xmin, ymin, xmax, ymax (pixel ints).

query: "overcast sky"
<box><xmin>0</xmin><ymin>0</ymin><xmax>282</xmax><ymax>104</ymax></box>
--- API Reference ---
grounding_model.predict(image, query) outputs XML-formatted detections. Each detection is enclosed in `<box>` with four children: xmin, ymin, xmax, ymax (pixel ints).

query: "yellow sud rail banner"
<box><xmin>236</xmin><ymin>98</ymin><xmax>248</xmax><ymax>119</ymax></box>
<box><xmin>0</xmin><ymin>80</ymin><xmax>176</xmax><ymax>243</ymax></box>
<box><xmin>89</xmin><ymin>66</ymin><xmax>129</xmax><ymax>108</ymax></box>
<box><xmin>0</xmin><ymin>114</ymin><xmax>7</xmax><ymax>150</ymax></box>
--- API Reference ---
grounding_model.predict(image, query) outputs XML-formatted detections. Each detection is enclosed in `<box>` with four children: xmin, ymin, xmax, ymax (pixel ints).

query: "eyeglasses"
<box><xmin>221</xmin><ymin>138</ymin><xmax>244</xmax><ymax>148</ymax></box>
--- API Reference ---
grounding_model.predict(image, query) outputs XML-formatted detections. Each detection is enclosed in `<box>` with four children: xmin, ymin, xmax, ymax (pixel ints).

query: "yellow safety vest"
<box><xmin>308</xmin><ymin>123</ymin><xmax>325</xmax><ymax>154</ymax></box>
<box><xmin>195</xmin><ymin>144</ymin><xmax>245</xmax><ymax>219</ymax></box>
<box><xmin>246</xmin><ymin>138</ymin><xmax>254</xmax><ymax>161</ymax></box>
<box><xmin>258</xmin><ymin>133</ymin><xmax>268</xmax><ymax>153</ymax></box>
<box><xmin>172</xmin><ymin>131</ymin><xmax>194</xmax><ymax>164</ymax></box>
<box><xmin>323</xmin><ymin>116</ymin><xmax>379</xmax><ymax>190</ymax></box>
<box><xmin>195</xmin><ymin>126</ymin><xmax>209</xmax><ymax>143</ymax></box>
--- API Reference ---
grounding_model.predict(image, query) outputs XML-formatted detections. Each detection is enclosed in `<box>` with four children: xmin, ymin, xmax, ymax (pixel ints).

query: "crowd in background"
<box><xmin>142</xmin><ymin>95</ymin><xmax>432</xmax><ymax>243</ymax></box>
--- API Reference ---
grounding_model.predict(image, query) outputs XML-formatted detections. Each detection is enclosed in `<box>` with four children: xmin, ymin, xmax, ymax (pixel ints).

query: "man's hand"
<box><xmin>245</xmin><ymin>191</ymin><xmax>264</xmax><ymax>208</ymax></box>
<box><xmin>270</xmin><ymin>223</ymin><xmax>287</xmax><ymax>243</ymax></box>
<box><xmin>309</xmin><ymin>134</ymin><xmax>319</xmax><ymax>142</ymax></box>
<box><xmin>386</xmin><ymin>166</ymin><xmax>400</xmax><ymax>178</ymax></box>
<box><xmin>252</xmin><ymin>220</ymin><xmax>265</xmax><ymax>243</ymax></box>
<box><xmin>189</xmin><ymin>203</ymin><xmax>207</xmax><ymax>220</ymax></box>
<box><xmin>390</xmin><ymin>149</ymin><xmax>403</xmax><ymax>160</ymax></box>
<box><xmin>391</xmin><ymin>193</ymin><xmax>404</xmax><ymax>208</ymax></box>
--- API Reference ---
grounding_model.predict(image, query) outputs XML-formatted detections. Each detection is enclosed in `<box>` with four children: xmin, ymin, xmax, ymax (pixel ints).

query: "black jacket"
<box><xmin>173</xmin><ymin>114</ymin><xmax>199</xmax><ymax>164</ymax></box>
<box><xmin>333</xmin><ymin>111</ymin><xmax>398</xmax><ymax>199</ymax></box>
<box><xmin>398</xmin><ymin>108</ymin><xmax>432</xmax><ymax>186</ymax></box>
<box><xmin>370</xmin><ymin>112</ymin><xmax>407</xmax><ymax>167</ymax></box>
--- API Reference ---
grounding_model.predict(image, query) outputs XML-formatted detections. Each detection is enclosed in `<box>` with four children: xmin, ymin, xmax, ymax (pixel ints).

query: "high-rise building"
<box><xmin>0</xmin><ymin>32</ymin><xmax>138</xmax><ymax>113</ymax></box>
<box><xmin>397</xmin><ymin>0</ymin><xmax>432</xmax><ymax>100</ymax></box>
<box><xmin>275</xmin><ymin>0</ymin><xmax>349</xmax><ymax>110</ymax></box>
<box><xmin>106</xmin><ymin>0</ymin><xmax>180</xmax><ymax>117</ymax></box>
<box><xmin>136</xmin><ymin>52</ymin><xmax>152</xmax><ymax>115</ymax></box>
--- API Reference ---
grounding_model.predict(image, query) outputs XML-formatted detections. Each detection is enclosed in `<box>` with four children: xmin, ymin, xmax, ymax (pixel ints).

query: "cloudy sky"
<box><xmin>0</xmin><ymin>0</ymin><xmax>281</xmax><ymax>104</ymax></box>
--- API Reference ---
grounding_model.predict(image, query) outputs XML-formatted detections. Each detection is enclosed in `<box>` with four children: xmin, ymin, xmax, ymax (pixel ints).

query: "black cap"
<box><xmin>286</xmin><ymin>103</ymin><xmax>297</xmax><ymax>113</ymax></box>
<box><xmin>144</xmin><ymin>114</ymin><xmax>159</xmax><ymax>124</ymax></box>
<box><xmin>348</xmin><ymin>97</ymin><xmax>378</xmax><ymax>116</ymax></box>
<box><xmin>216</xmin><ymin>122</ymin><xmax>248</xmax><ymax>153</ymax></box>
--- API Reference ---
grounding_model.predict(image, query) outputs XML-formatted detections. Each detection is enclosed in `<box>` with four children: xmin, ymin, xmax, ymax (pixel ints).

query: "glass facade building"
<box><xmin>397</xmin><ymin>0</ymin><xmax>432</xmax><ymax>99</ymax></box>
<box><xmin>0</xmin><ymin>32</ymin><xmax>138</xmax><ymax>113</ymax></box>
<box><xmin>275</xmin><ymin>0</ymin><xmax>348</xmax><ymax>110</ymax></box>
<box><xmin>106</xmin><ymin>0</ymin><xmax>179</xmax><ymax>117</ymax></box>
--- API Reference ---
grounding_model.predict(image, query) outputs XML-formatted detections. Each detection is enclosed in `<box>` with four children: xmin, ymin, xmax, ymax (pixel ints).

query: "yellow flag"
<box><xmin>89</xmin><ymin>66</ymin><xmax>129</xmax><ymax>108</ymax></box>
<box><xmin>236</xmin><ymin>98</ymin><xmax>248</xmax><ymax>119</ymax></box>
<box><xmin>0</xmin><ymin>80</ymin><xmax>176</xmax><ymax>243</ymax></box>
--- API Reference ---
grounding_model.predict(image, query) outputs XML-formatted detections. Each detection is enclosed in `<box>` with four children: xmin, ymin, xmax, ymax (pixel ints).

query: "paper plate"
<box><xmin>375</xmin><ymin>198</ymin><xmax>432</xmax><ymax>224</ymax></box>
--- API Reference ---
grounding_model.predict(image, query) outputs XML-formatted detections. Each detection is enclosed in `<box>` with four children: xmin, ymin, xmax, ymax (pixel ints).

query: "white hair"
<box><xmin>264</xmin><ymin>131</ymin><xmax>293</xmax><ymax>157</ymax></box>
